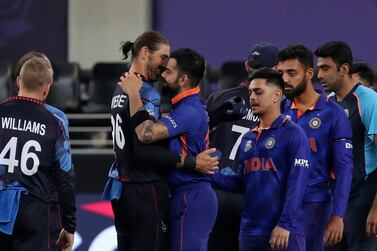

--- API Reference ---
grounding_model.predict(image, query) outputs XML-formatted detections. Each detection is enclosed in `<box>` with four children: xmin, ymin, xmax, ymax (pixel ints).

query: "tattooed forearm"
<box><xmin>136</xmin><ymin>120</ymin><xmax>169</xmax><ymax>143</ymax></box>
<box><xmin>143</xmin><ymin>121</ymin><xmax>154</xmax><ymax>143</ymax></box>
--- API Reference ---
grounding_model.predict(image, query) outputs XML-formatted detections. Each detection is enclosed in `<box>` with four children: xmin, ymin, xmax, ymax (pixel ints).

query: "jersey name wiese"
<box><xmin>111</xmin><ymin>94</ymin><xmax>127</xmax><ymax>109</ymax></box>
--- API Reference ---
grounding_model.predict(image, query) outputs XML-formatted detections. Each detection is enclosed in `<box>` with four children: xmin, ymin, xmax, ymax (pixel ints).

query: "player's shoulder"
<box><xmin>172</xmin><ymin>101</ymin><xmax>198</xmax><ymax>116</ymax></box>
<box><xmin>323</xmin><ymin>95</ymin><xmax>348</xmax><ymax>115</ymax></box>
<box><xmin>45</xmin><ymin>104</ymin><xmax>69</xmax><ymax>125</ymax></box>
<box><xmin>12</xmin><ymin>98</ymin><xmax>61</xmax><ymax>123</ymax></box>
<box><xmin>282</xmin><ymin>117</ymin><xmax>299</xmax><ymax>130</ymax></box>
<box><xmin>140</xmin><ymin>81</ymin><xmax>161</xmax><ymax>102</ymax></box>
<box><xmin>282</xmin><ymin>116</ymin><xmax>307</xmax><ymax>138</ymax></box>
<box><xmin>207</xmin><ymin>86</ymin><xmax>248</xmax><ymax>111</ymax></box>
<box><xmin>354</xmin><ymin>84</ymin><xmax>377</xmax><ymax>105</ymax></box>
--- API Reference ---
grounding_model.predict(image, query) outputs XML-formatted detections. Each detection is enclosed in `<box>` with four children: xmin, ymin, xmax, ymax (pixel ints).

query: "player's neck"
<box><xmin>294</xmin><ymin>82</ymin><xmax>319</xmax><ymax>110</ymax></box>
<box><xmin>18</xmin><ymin>89</ymin><xmax>44</xmax><ymax>101</ymax></box>
<box><xmin>129</xmin><ymin>62</ymin><xmax>148</xmax><ymax>81</ymax></box>
<box><xmin>177</xmin><ymin>85</ymin><xmax>191</xmax><ymax>95</ymax></box>
<box><xmin>259</xmin><ymin>109</ymin><xmax>280</xmax><ymax>129</ymax></box>
<box><xmin>335</xmin><ymin>78</ymin><xmax>355</xmax><ymax>101</ymax></box>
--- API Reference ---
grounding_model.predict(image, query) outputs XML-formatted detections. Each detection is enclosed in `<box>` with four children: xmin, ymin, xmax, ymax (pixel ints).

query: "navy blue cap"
<box><xmin>247</xmin><ymin>42</ymin><xmax>279</xmax><ymax>69</ymax></box>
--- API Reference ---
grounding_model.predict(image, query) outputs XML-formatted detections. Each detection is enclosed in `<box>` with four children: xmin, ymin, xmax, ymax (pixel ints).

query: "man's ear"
<box><xmin>42</xmin><ymin>82</ymin><xmax>52</xmax><ymax>100</ymax></box>
<box><xmin>274</xmin><ymin>88</ymin><xmax>283</xmax><ymax>101</ymax></box>
<box><xmin>340</xmin><ymin>63</ymin><xmax>350</xmax><ymax>77</ymax></box>
<box><xmin>139</xmin><ymin>46</ymin><xmax>149</xmax><ymax>61</ymax></box>
<box><xmin>16</xmin><ymin>76</ymin><xmax>21</xmax><ymax>88</ymax></box>
<box><xmin>306</xmin><ymin>67</ymin><xmax>314</xmax><ymax>81</ymax></box>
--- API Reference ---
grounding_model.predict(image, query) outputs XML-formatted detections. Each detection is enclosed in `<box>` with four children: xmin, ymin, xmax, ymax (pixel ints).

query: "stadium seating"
<box><xmin>82</xmin><ymin>62</ymin><xmax>128</xmax><ymax>113</ymax></box>
<box><xmin>46</xmin><ymin>62</ymin><xmax>81</xmax><ymax>112</ymax></box>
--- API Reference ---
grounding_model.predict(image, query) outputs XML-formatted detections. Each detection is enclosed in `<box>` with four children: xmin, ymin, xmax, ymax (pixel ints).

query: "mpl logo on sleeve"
<box><xmin>294</xmin><ymin>158</ymin><xmax>309</xmax><ymax>168</ymax></box>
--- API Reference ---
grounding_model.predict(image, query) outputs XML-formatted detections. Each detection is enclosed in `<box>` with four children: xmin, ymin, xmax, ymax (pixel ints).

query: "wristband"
<box><xmin>183</xmin><ymin>155</ymin><xmax>196</xmax><ymax>171</ymax></box>
<box><xmin>130</xmin><ymin>110</ymin><xmax>150</xmax><ymax>129</ymax></box>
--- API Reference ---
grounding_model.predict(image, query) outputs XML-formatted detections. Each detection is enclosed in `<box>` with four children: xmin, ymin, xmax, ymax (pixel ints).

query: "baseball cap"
<box><xmin>247</xmin><ymin>42</ymin><xmax>279</xmax><ymax>69</ymax></box>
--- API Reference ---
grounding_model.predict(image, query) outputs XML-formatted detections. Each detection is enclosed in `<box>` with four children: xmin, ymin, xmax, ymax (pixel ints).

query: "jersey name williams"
<box><xmin>1</xmin><ymin>117</ymin><xmax>46</xmax><ymax>136</ymax></box>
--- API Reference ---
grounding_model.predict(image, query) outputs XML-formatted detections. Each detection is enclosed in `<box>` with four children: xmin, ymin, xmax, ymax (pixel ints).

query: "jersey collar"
<box><xmin>171</xmin><ymin>86</ymin><xmax>200</xmax><ymax>105</ymax></box>
<box><xmin>251</xmin><ymin>114</ymin><xmax>288</xmax><ymax>132</ymax></box>
<box><xmin>290</xmin><ymin>94</ymin><xmax>327</xmax><ymax>111</ymax></box>
<box><xmin>7</xmin><ymin>96</ymin><xmax>45</xmax><ymax>106</ymax></box>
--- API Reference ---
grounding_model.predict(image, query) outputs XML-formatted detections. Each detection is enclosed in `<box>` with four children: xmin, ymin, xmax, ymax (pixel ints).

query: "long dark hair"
<box><xmin>121</xmin><ymin>31</ymin><xmax>169</xmax><ymax>60</ymax></box>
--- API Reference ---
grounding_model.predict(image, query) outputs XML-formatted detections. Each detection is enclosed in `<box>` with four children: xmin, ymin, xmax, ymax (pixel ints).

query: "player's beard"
<box><xmin>284</xmin><ymin>74</ymin><xmax>307</xmax><ymax>100</ymax></box>
<box><xmin>146</xmin><ymin>56</ymin><xmax>165</xmax><ymax>82</ymax></box>
<box><xmin>161</xmin><ymin>77</ymin><xmax>179</xmax><ymax>98</ymax></box>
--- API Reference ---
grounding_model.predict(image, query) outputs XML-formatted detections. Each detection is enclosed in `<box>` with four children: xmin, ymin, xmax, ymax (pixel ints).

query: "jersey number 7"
<box><xmin>229</xmin><ymin>125</ymin><xmax>249</xmax><ymax>160</ymax></box>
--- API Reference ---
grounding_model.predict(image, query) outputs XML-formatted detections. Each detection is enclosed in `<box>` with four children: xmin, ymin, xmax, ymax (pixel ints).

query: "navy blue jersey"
<box><xmin>110</xmin><ymin>82</ymin><xmax>165</xmax><ymax>183</ymax></box>
<box><xmin>45</xmin><ymin>104</ymin><xmax>72</xmax><ymax>201</ymax></box>
<box><xmin>0</xmin><ymin>96</ymin><xmax>75</xmax><ymax>233</ymax></box>
<box><xmin>206</xmin><ymin>86</ymin><xmax>259</xmax><ymax>170</ymax></box>
<box><xmin>282</xmin><ymin>94</ymin><xmax>353</xmax><ymax>217</ymax></box>
<box><xmin>160</xmin><ymin>87</ymin><xmax>210</xmax><ymax>188</ymax></box>
<box><xmin>212</xmin><ymin>115</ymin><xmax>311</xmax><ymax>236</ymax></box>
<box><xmin>329</xmin><ymin>83</ymin><xmax>377</xmax><ymax>194</ymax></box>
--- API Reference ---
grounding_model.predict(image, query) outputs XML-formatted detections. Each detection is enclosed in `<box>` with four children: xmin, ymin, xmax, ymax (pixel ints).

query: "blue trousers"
<box><xmin>239</xmin><ymin>234</ymin><xmax>305</xmax><ymax>251</ymax></box>
<box><xmin>170</xmin><ymin>182</ymin><xmax>218</xmax><ymax>251</ymax></box>
<box><xmin>325</xmin><ymin>178</ymin><xmax>377</xmax><ymax>251</ymax></box>
<box><xmin>303</xmin><ymin>202</ymin><xmax>332</xmax><ymax>251</ymax></box>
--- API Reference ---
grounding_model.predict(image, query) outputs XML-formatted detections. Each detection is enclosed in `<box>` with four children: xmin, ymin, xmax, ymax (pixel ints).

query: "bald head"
<box><xmin>19</xmin><ymin>57</ymin><xmax>53</xmax><ymax>92</ymax></box>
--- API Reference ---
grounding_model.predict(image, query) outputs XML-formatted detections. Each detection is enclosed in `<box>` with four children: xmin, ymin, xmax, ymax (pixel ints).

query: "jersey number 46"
<box><xmin>0</xmin><ymin>137</ymin><xmax>41</xmax><ymax>176</ymax></box>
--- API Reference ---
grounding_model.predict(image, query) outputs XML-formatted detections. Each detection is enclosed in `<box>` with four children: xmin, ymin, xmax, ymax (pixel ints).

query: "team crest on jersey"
<box><xmin>244</xmin><ymin>140</ymin><xmax>253</xmax><ymax>152</ymax></box>
<box><xmin>265</xmin><ymin>137</ymin><xmax>275</xmax><ymax>149</ymax></box>
<box><xmin>309</xmin><ymin>117</ymin><xmax>321</xmax><ymax>129</ymax></box>
<box><xmin>344</xmin><ymin>109</ymin><xmax>349</xmax><ymax>118</ymax></box>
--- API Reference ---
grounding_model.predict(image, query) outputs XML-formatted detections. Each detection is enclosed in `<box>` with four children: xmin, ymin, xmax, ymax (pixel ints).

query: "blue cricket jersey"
<box><xmin>212</xmin><ymin>115</ymin><xmax>311</xmax><ymax>236</ymax></box>
<box><xmin>282</xmin><ymin>94</ymin><xmax>353</xmax><ymax>217</ymax></box>
<box><xmin>330</xmin><ymin>83</ymin><xmax>377</xmax><ymax>193</ymax></box>
<box><xmin>45</xmin><ymin>104</ymin><xmax>72</xmax><ymax>174</ymax></box>
<box><xmin>160</xmin><ymin>86</ymin><xmax>210</xmax><ymax>188</ymax></box>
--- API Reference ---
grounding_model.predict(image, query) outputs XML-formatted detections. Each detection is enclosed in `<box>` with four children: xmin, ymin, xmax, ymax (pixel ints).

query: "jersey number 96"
<box><xmin>111</xmin><ymin>114</ymin><xmax>125</xmax><ymax>149</ymax></box>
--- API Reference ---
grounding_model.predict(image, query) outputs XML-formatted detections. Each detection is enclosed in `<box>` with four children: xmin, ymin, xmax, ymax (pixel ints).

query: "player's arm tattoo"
<box><xmin>136</xmin><ymin>121</ymin><xmax>169</xmax><ymax>143</ymax></box>
<box><xmin>143</xmin><ymin>120</ymin><xmax>154</xmax><ymax>142</ymax></box>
